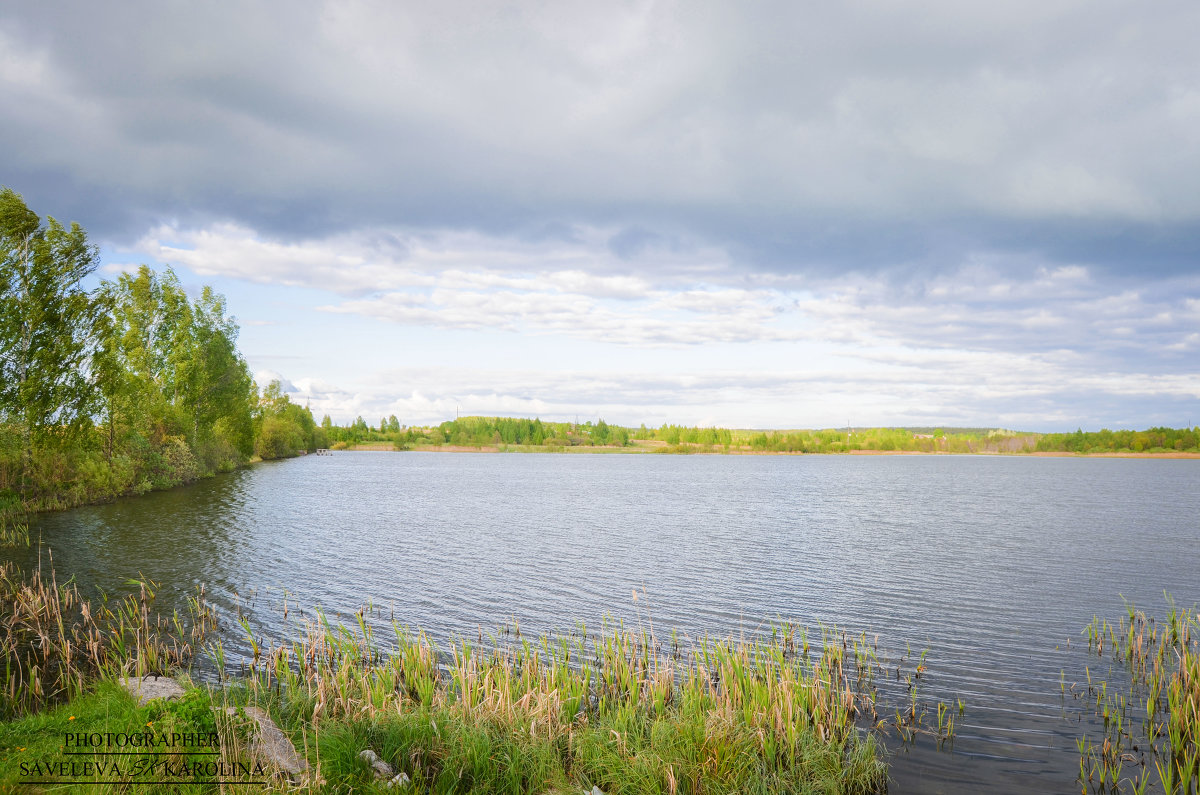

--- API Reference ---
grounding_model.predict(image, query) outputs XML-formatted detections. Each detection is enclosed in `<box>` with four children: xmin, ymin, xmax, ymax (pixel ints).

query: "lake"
<box><xmin>12</xmin><ymin>452</ymin><xmax>1200</xmax><ymax>793</ymax></box>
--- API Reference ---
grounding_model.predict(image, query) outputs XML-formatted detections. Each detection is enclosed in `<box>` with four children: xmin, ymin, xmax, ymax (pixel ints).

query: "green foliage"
<box><xmin>148</xmin><ymin>686</ymin><xmax>218</xmax><ymax>735</ymax></box>
<box><xmin>0</xmin><ymin>187</ymin><xmax>105</xmax><ymax>448</ymax></box>
<box><xmin>253</xmin><ymin>381</ymin><xmax>320</xmax><ymax>459</ymax></box>
<box><xmin>0</xmin><ymin>189</ymin><xmax>276</xmax><ymax>517</ymax></box>
<box><xmin>255</xmin><ymin>415</ymin><xmax>304</xmax><ymax>460</ymax></box>
<box><xmin>644</xmin><ymin>424</ymin><xmax>733</xmax><ymax>447</ymax></box>
<box><xmin>96</xmin><ymin>266</ymin><xmax>256</xmax><ymax>461</ymax></box>
<box><xmin>147</xmin><ymin>436</ymin><xmax>201</xmax><ymax>490</ymax></box>
<box><xmin>1036</xmin><ymin>426</ymin><xmax>1199</xmax><ymax>454</ymax></box>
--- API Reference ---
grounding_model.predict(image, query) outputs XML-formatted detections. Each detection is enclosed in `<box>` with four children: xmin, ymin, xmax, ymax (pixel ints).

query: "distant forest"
<box><xmin>323</xmin><ymin>415</ymin><xmax>1200</xmax><ymax>456</ymax></box>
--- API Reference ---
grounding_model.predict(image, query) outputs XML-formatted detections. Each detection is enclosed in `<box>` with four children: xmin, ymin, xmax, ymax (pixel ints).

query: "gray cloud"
<box><xmin>5</xmin><ymin>1</ymin><xmax>1199</xmax><ymax>429</ymax></box>
<box><xmin>2</xmin><ymin>0</ymin><xmax>1198</xmax><ymax>278</ymax></box>
<box><xmin>124</xmin><ymin>220</ymin><xmax>1199</xmax><ymax>377</ymax></box>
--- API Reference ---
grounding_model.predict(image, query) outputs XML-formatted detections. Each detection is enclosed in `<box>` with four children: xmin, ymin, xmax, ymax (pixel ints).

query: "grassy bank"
<box><xmin>1</xmin><ymin>558</ymin><xmax>903</xmax><ymax>793</ymax></box>
<box><xmin>0</xmin><ymin>431</ymin><xmax>242</xmax><ymax>523</ymax></box>
<box><xmin>0</xmin><ymin>380</ymin><xmax>321</xmax><ymax>528</ymax></box>
<box><xmin>0</xmin><ymin>679</ymin><xmax>267</xmax><ymax>794</ymax></box>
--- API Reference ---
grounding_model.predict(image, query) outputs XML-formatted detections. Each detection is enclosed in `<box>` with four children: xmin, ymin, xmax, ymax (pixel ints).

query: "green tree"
<box><xmin>96</xmin><ymin>266</ymin><xmax>256</xmax><ymax>473</ymax></box>
<box><xmin>254</xmin><ymin>380</ymin><xmax>317</xmax><ymax>459</ymax></box>
<box><xmin>180</xmin><ymin>285</ymin><xmax>256</xmax><ymax>457</ymax></box>
<box><xmin>0</xmin><ymin>187</ymin><xmax>105</xmax><ymax>455</ymax></box>
<box><xmin>96</xmin><ymin>266</ymin><xmax>193</xmax><ymax>448</ymax></box>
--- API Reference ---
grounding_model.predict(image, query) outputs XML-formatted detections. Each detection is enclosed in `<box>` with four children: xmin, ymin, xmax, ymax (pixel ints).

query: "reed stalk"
<box><xmin>0</xmin><ymin>559</ymin><xmax>215</xmax><ymax>718</ymax></box>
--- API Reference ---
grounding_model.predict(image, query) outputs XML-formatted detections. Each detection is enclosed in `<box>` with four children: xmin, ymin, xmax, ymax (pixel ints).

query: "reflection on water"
<box><xmin>11</xmin><ymin>452</ymin><xmax>1200</xmax><ymax>793</ymax></box>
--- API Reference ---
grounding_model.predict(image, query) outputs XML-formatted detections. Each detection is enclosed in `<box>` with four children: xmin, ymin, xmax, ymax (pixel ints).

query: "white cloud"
<box><xmin>319</xmin><ymin>287</ymin><xmax>802</xmax><ymax>347</ymax></box>
<box><xmin>274</xmin><ymin>358</ymin><xmax>1200</xmax><ymax>431</ymax></box>
<box><xmin>129</xmin><ymin>222</ymin><xmax>723</xmax><ymax>297</ymax></box>
<box><xmin>130</xmin><ymin>221</ymin><xmax>1200</xmax><ymax>368</ymax></box>
<box><xmin>254</xmin><ymin>370</ymin><xmax>297</xmax><ymax>392</ymax></box>
<box><xmin>126</xmin><ymin>222</ymin><xmax>806</xmax><ymax>346</ymax></box>
<box><xmin>99</xmin><ymin>262</ymin><xmax>143</xmax><ymax>275</ymax></box>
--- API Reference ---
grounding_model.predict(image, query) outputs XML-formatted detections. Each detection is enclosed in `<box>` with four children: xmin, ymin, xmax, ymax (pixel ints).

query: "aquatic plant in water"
<box><xmin>1075</xmin><ymin>598</ymin><xmax>1200</xmax><ymax>793</ymax></box>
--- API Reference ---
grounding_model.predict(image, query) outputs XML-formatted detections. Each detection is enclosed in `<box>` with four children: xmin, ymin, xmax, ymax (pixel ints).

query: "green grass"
<box><xmin>0</xmin><ymin>517</ymin><xmax>30</xmax><ymax>548</ymax></box>
<box><xmin>0</xmin><ymin>679</ymin><xmax>257</xmax><ymax>793</ymax></box>
<box><xmin>0</xmin><ymin>671</ymin><xmax>888</xmax><ymax>794</ymax></box>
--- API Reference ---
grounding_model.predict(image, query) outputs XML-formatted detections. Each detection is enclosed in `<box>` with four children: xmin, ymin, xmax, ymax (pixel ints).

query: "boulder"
<box><xmin>359</xmin><ymin>748</ymin><xmax>395</xmax><ymax>779</ymax></box>
<box><xmin>225</xmin><ymin>706</ymin><xmax>308</xmax><ymax>778</ymax></box>
<box><xmin>118</xmin><ymin>675</ymin><xmax>185</xmax><ymax>705</ymax></box>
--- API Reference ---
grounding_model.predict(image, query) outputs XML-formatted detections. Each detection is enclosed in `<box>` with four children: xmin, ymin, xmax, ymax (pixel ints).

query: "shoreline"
<box><xmin>339</xmin><ymin>442</ymin><xmax>1200</xmax><ymax>459</ymax></box>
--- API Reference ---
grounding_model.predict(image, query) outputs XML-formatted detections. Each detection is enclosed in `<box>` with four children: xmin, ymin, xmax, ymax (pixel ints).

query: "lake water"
<box><xmin>13</xmin><ymin>452</ymin><xmax>1200</xmax><ymax>793</ymax></box>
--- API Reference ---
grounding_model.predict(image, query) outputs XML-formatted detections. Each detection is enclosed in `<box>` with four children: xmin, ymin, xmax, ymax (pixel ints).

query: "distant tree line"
<box><xmin>319</xmin><ymin>415</ymin><xmax>631</xmax><ymax>449</ymax></box>
<box><xmin>733</xmin><ymin>428</ymin><xmax>984</xmax><ymax>454</ymax></box>
<box><xmin>632</xmin><ymin>424</ymin><xmax>734</xmax><ymax>446</ymax></box>
<box><xmin>628</xmin><ymin>424</ymin><xmax>995</xmax><ymax>453</ymax></box>
<box><xmin>1</xmin><ymin>187</ymin><xmax>319</xmax><ymax>522</ymax></box>
<box><xmin>1035</xmin><ymin>427</ymin><xmax>1199</xmax><ymax>454</ymax></box>
<box><xmin>331</xmin><ymin>419</ymin><xmax>1200</xmax><ymax>456</ymax></box>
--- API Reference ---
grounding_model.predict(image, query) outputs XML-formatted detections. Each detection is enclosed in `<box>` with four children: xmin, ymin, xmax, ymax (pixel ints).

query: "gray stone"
<box><xmin>387</xmin><ymin>771</ymin><xmax>412</xmax><ymax>788</ymax></box>
<box><xmin>119</xmin><ymin>675</ymin><xmax>185</xmax><ymax>705</ymax></box>
<box><xmin>225</xmin><ymin>706</ymin><xmax>308</xmax><ymax>778</ymax></box>
<box><xmin>359</xmin><ymin>748</ymin><xmax>395</xmax><ymax>779</ymax></box>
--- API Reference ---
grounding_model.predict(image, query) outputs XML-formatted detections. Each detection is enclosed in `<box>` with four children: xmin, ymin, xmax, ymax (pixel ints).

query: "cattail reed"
<box><xmin>1078</xmin><ymin>599</ymin><xmax>1199</xmax><ymax>793</ymax></box>
<box><xmin>0</xmin><ymin>559</ymin><xmax>214</xmax><ymax>718</ymax></box>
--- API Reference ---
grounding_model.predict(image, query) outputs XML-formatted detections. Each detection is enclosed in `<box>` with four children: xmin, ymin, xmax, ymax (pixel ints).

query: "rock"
<box><xmin>359</xmin><ymin>748</ymin><xmax>395</xmax><ymax>778</ymax></box>
<box><xmin>119</xmin><ymin>675</ymin><xmax>185</xmax><ymax>705</ymax></box>
<box><xmin>225</xmin><ymin>706</ymin><xmax>308</xmax><ymax>778</ymax></box>
<box><xmin>590</xmin><ymin>786</ymin><xmax>606</xmax><ymax>795</ymax></box>
<box><xmin>387</xmin><ymin>771</ymin><xmax>412</xmax><ymax>788</ymax></box>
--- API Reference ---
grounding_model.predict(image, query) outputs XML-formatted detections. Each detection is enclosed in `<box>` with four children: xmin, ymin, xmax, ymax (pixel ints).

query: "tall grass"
<box><xmin>0</xmin><ymin>517</ymin><xmax>29</xmax><ymax>548</ymax></box>
<box><xmin>0</xmin><ymin>558</ymin><xmax>215</xmax><ymax>718</ymax></box>
<box><xmin>1</xmin><ymin>557</ymin><xmax>965</xmax><ymax>792</ymax></box>
<box><xmin>211</xmin><ymin>606</ymin><xmax>965</xmax><ymax>794</ymax></box>
<box><xmin>1076</xmin><ymin>599</ymin><xmax>1200</xmax><ymax>793</ymax></box>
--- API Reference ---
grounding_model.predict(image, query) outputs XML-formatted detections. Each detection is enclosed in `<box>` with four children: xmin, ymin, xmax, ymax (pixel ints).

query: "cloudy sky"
<box><xmin>3</xmin><ymin>1</ymin><xmax>1198</xmax><ymax>430</ymax></box>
